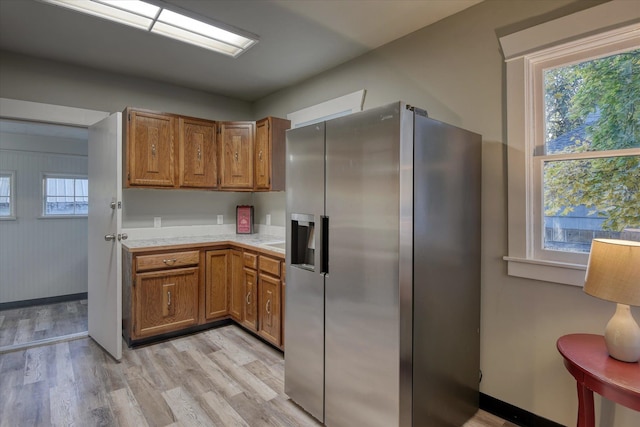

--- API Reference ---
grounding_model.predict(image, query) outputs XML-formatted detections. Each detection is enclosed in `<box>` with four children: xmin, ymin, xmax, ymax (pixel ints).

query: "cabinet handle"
<box><xmin>167</xmin><ymin>291</ymin><xmax>171</xmax><ymax>307</ymax></box>
<box><xmin>234</xmin><ymin>151</ymin><xmax>239</xmax><ymax>161</ymax></box>
<box><xmin>163</xmin><ymin>258</ymin><xmax>177</xmax><ymax>265</ymax></box>
<box><xmin>197</xmin><ymin>146</ymin><xmax>202</xmax><ymax>161</ymax></box>
<box><xmin>266</xmin><ymin>299</ymin><xmax>271</xmax><ymax>314</ymax></box>
<box><xmin>246</xmin><ymin>291</ymin><xmax>252</xmax><ymax>305</ymax></box>
<box><xmin>151</xmin><ymin>144</ymin><xmax>156</xmax><ymax>157</ymax></box>
<box><xmin>259</xmin><ymin>150</ymin><xmax>263</xmax><ymax>161</ymax></box>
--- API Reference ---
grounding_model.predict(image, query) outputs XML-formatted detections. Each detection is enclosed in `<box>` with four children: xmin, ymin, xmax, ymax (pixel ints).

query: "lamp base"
<box><xmin>604</xmin><ymin>304</ymin><xmax>640</xmax><ymax>363</ymax></box>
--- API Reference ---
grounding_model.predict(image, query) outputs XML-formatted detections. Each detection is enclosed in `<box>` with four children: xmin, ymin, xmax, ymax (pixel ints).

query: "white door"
<box><xmin>88</xmin><ymin>113</ymin><xmax>123</xmax><ymax>360</ymax></box>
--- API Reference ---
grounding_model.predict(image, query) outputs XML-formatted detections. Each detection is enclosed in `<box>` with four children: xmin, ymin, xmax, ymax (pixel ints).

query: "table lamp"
<box><xmin>583</xmin><ymin>239</ymin><xmax>640</xmax><ymax>362</ymax></box>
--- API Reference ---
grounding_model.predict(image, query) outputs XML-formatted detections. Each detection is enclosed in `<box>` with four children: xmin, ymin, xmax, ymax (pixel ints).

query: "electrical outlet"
<box><xmin>154</xmin><ymin>217</ymin><xmax>161</xmax><ymax>228</ymax></box>
<box><xmin>217</xmin><ymin>215</ymin><xmax>223</xmax><ymax>225</ymax></box>
<box><xmin>266</xmin><ymin>214</ymin><xmax>271</xmax><ymax>226</ymax></box>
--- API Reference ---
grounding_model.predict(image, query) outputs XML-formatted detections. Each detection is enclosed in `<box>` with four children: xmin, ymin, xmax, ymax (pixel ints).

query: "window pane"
<box><xmin>44</xmin><ymin>177</ymin><xmax>88</xmax><ymax>216</ymax></box>
<box><xmin>75</xmin><ymin>197</ymin><xmax>88</xmax><ymax>215</ymax></box>
<box><xmin>0</xmin><ymin>175</ymin><xmax>12</xmax><ymax>217</ymax></box>
<box><xmin>543</xmin><ymin>155</ymin><xmax>640</xmax><ymax>252</ymax></box>
<box><xmin>544</xmin><ymin>49</ymin><xmax>640</xmax><ymax>155</ymax></box>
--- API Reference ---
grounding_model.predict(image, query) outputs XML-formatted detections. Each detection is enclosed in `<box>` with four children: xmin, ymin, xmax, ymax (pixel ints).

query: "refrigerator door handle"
<box><xmin>321</xmin><ymin>216</ymin><xmax>329</xmax><ymax>275</ymax></box>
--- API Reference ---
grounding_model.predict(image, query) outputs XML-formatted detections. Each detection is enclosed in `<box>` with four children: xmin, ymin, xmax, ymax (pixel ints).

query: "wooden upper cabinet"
<box><xmin>179</xmin><ymin>118</ymin><xmax>217</xmax><ymax>189</ymax></box>
<box><xmin>255</xmin><ymin>117</ymin><xmax>290</xmax><ymax>191</ymax></box>
<box><xmin>124</xmin><ymin>109</ymin><xmax>288</xmax><ymax>192</ymax></box>
<box><xmin>219</xmin><ymin>121</ymin><xmax>255</xmax><ymax>190</ymax></box>
<box><xmin>126</xmin><ymin>108</ymin><xmax>176</xmax><ymax>187</ymax></box>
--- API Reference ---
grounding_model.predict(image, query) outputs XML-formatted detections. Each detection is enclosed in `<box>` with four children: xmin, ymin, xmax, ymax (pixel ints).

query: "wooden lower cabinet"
<box><xmin>228</xmin><ymin>249</ymin><xmax>244</xmax><ymax>321</ymax></box>
<box><xmin>134</xmin><ymin>267</ymin><xmax>199</xmax><ymax>339</ymax></box>
<box><xmin>242</xmin><ymin>267</ymin><xmax>259</xmax><ymax>331</ymax></box>
<box><xmin>204</xmin><ymin>250</ymin><xmax>229</xmax><ymax>320</ymax></box>
<box><xmin>125</xmin><ymin>246</ymin><xmax>284</xmax><ymax>349</ymax></box>
<box><xmin>258</xmin><ymin>274</ymin><xmax>281</xmax><ymax>346</ymax></box>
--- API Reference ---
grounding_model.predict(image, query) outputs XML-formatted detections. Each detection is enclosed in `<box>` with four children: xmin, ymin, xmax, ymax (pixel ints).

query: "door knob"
<box><xmin>104</xmin><ymin>234</ymin><xmax>116</xmax><ymax>241</ymax></box>
<box><xmin>118</xmin><ymin>233</ymin><xmax>128</xmax><ymax>241</ymax></box>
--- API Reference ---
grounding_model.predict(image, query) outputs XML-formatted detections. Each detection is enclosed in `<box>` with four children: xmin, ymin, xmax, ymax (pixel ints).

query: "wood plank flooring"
<box><xmin>0</xmin><ymin>325</ymin><xmax>513</xmax><ymax>426</ymax></box>
<box><xmin>0</xmin><ymin>299</ymin><xmax>88</xmax><ymax>348</ymax></box>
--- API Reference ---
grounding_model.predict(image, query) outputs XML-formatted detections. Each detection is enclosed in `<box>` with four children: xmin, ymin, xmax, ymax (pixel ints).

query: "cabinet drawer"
<box><xmin>259</xmin><ymin>256</ymin><xmax>281</xmax><ymax>278</ymax></box>
<box><xmin>243</xmin><ymin>252</ymin><xmax>258</xmax><ymax>269</ymax></box>
<box><xmin>136</xmin><ymin>250</ymin><xmax>200</xmax><ymax>272</ymax></box>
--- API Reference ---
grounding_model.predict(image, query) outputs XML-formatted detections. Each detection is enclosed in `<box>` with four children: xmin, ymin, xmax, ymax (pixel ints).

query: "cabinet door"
<box><xmin>229</xmin><ymin>250</ymin><xmax>244</xmax><ymax>321</ymax></box>
<box><xmin>259</xmin><ymin>274</ymin><xmax>281</xmax><ymax>346</ymax></box>
<box><xmin>179</xmin><ymin>118</ymin><xmax>217</xmax><ymax>188</ymax></box>
<box><xmin>134</xmin><ymin>267</ymin><xmax>198</xmax><ymax>338</ymax></box>
<box><xmin>255</xmin><ymin>118</ymin><xmax>271</xmax><ymax>190</ymax></box>
<box><xmin>205</xmin><ymin>250</ymin><xmax>229</xmax><ymax>321</ymax></box>
<box><xmin>219</xmin><ymin>122</ymin><xmax>254</xmax><ymax>190</ymax></box>
<box><xmin>255</xmin><ymin>117</ymin><xmax>289</xmax><ymax>192</ymax></box>
<box><xmin>127</xmin><ymin>110</ymin><xmax>175</xmax><ymax>187</ymax></box>
<box><xmin>242</xmin><ymin>267</ymin><xmax>258</xmax><ymax>331</ymax></box>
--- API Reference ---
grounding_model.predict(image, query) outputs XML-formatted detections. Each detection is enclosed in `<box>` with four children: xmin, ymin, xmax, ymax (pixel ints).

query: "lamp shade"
<box><xmin>583</xmin><ymin>239</ymin><xmax>640</xmax><ymax>306</ymax></box>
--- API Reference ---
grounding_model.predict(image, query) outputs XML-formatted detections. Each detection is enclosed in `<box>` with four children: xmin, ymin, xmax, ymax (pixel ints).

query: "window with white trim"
<box><xmin>500</xmin><ymin>1</ymin><xmax>640</xmax><ymax>286</ymax></box>
<box><xmin>42</xmin><ymin>174</ymin><xmax>88</xmax><ymax>217</ymax></box>
<box><xmin>0</xmin><ymin>171</ymin><xmax>16</xmax><ymax>220</ymax></box>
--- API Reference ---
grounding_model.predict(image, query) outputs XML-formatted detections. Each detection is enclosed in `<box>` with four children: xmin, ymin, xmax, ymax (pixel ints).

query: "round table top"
<box><xmin>557</xmin><ymin>333</ymin><xmax>640</xmax><ymax>396</ymax></box>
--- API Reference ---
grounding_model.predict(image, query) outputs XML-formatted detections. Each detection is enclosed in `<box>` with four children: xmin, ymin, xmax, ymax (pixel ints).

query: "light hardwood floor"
<box><xmin>0</xmin><ymin>299</ymin><xmax>88</xmax><ymax>348</ymax></box>
<box><xmin>0</xmin><ymin>325</ymin><xmax>513</xmax><ymax>426</ymax></box>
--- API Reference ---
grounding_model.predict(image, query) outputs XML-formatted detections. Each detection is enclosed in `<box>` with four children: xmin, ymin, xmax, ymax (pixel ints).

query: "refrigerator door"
<box><xmin>324</xmin><ymin>103</ymin><xmax>407</xmax><ymax>427</ymax></box>
<box><xmin>284</xmin><ymin>122</ymin><xmax>326</xmax><ymax>423</ymax></box>
<box><xmin>412</xmin><ymin>116</ymin><xmax>481</xmax><ymax>426</ymax></box>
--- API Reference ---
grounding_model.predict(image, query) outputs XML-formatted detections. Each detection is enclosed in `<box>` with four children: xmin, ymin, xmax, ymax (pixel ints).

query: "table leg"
<box><xmin>576</xmin><ymin>382</ymin><xmax>595</xmax><ymax>427</ymax></box>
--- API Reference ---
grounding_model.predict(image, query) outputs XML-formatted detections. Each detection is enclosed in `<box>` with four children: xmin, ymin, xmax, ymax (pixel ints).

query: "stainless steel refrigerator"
<box><xmin>284</xmin><ymin>101</ymin><xmax>481</xmax><ymax>427</ymax></box>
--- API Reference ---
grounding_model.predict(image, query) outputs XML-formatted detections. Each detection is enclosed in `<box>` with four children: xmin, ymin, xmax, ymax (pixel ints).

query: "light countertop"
<box><xmin>122</xmin><ymin>233</ymin><xmax>286</xmax><ymax>256</ymax></box>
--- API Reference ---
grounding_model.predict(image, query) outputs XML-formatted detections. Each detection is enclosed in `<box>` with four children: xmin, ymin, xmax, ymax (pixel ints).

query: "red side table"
<box><xmin>557</xmin><ymin>334</ymin><xmax>640</xmax><ymax>427</ymax></box>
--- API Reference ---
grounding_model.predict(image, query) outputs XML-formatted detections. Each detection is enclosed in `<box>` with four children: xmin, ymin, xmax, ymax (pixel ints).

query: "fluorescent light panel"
<box><xmin>39</xmin><ymin>0</ymin><xmax>257</xmax><ymax>57</ymax></box>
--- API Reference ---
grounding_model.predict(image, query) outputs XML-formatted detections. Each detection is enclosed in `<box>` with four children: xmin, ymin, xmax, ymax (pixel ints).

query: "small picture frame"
<box><xmin>236</xmin><ymin>205</ymin><xmax>254</xmax><ymax>234</ymax></box>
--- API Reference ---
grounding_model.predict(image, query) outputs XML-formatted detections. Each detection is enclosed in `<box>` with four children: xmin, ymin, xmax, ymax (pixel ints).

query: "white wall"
<box><xmin>0</xmin><ymin>132</ymin><xmax>88</xmax><ymax>303</ymax></box>
<box><xmin>253</xmin><ymin>1</ymin><xmax>639</xmax><ymax>426</ymax></box>
<box><xmin>0</xmin><ymin>51</ymin><xmax>252</xmax><ymax>121</ymax></box>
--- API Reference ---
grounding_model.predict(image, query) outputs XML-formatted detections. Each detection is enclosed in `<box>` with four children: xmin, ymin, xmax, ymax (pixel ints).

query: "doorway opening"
<box><xmin>0</xmin><ymin>118</ymin><xmax>90</xmax><ymax>352</ymax></box>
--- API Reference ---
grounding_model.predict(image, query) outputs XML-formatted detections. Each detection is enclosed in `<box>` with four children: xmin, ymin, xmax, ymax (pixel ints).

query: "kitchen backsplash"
<box><xmin>123</xmin><ymin>223</ymin><xmax>285</xmax><ymax>241</ymax></box>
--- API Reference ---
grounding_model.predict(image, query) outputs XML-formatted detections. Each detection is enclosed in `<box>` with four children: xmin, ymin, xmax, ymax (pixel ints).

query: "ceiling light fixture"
<box><xmin>39</xmin><ymin>0</ymin><xmax>258</xmax><ymax>58</ymax></box>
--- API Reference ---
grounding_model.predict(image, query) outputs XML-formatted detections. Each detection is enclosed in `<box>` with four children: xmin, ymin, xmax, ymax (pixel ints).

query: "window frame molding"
<box><xmin>499</xmin><ymin>1</ymin><xmax>640</xmax><ymax>286</ymax></box>
<box><xmin>0</xmin><ymin>170</ymin><xmax>17</xmax><ymax>220</ymax></box>
<box><xmin>40</xmin><ymin>172</ymin><xmax>89</xmax><ymax>219</ymax></box>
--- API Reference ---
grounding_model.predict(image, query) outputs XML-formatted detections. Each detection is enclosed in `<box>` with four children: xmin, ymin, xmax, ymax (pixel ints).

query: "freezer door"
<box><xmin>284</xmin><ymin>122</ymin><xmax>326</xmax><ymax>423</ymax></box>
<box><xmin>325</xmin><ymin>102</ymin><xmax>406</xmax><ymax>427</ymax></box>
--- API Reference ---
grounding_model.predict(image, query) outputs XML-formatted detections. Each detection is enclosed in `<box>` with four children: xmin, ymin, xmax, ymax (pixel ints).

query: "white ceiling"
<box><xmin>0</xmin><ymin>0</ymin><xmax>482</xmax><ymax>102</ymax></box>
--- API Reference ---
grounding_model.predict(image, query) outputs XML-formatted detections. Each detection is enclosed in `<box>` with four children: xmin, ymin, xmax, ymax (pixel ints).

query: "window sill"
<box><xmin>0</xmin><ymin>216</ymin><xmax>16</xmax><ymax>221</ymax></box>
<box><xmin>503</xmin><ymin>256</ymin><xmax>586</xmax><ymax>287</ymax></box>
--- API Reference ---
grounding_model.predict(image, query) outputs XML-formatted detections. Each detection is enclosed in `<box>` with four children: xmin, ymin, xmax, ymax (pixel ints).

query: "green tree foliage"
<box><xmin>543</xmin><ymin>49</ymin><xmax>640</xmax><ymax>231</ymax></box>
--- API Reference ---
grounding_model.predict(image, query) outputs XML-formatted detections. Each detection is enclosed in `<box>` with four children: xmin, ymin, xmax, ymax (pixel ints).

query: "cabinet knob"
<box><xmin>234</xmin><ymin>151</ymin><xmax>239</xmax><ymax>161</ymax></box>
